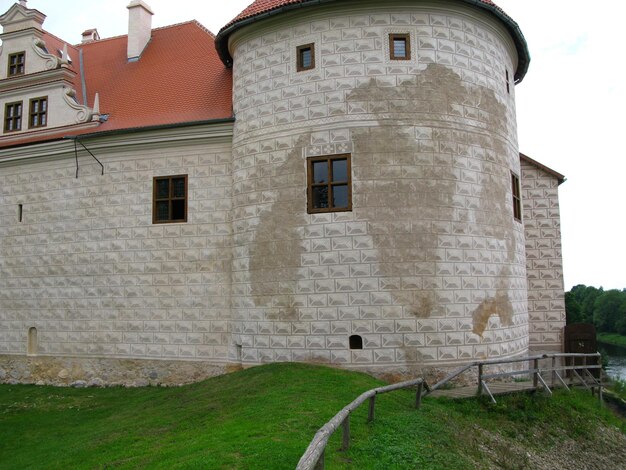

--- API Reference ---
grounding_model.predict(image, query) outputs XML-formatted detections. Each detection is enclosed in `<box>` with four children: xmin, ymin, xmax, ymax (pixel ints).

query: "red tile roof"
<box><xmin>216</xmin><ymin>0</ymin><xmax>529</xmax><ymax>81</ymax></box>
<box><xmin>1</xmin><ymin>21</ymin><xmax>233</xmax><ymax>149</ymax></box>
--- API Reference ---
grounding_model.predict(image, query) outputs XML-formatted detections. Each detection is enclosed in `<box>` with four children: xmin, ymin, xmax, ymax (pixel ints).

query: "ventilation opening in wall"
<box><xmin>349</xmin><ymin>335</ymin><xmax>363</xmax><ymax>350</ymax></box>
<box><xmin>235</xmin><ymin>344</ymin><xmax>242</xmax><ymax>361</ymax></box>
<box><xmin>27</xmin><ymin>327</ymin><xmax>38</xmax><ymax>356</ymax></box>
<box><xmin>18</xmin><ymin>204</ymin><xmax>23</xmax><ymax>222</ymax></box>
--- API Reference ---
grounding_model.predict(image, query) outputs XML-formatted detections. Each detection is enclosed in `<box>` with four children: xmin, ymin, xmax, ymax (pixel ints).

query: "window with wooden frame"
<box><xmin>153</xmin><ymin>175</ymin><xmax>188</xmax><ymax>223</ymax></box>
<box><xmin>4</xmin><ymin>101</ymin><xmax>23</xmax><ymax>132</ymax></box>
<box><xmin>389</xmin><ymin>34</ymin><xmax>411</xmax><ymax>60</ymax></box>
<box><xmin>296</xmin><ymin>43</ymin><xmax>315</xmax><ymax>72</ymax></box>
<box><xmin>28</xmin><ymin>97</ymin><xmax>47</xmax><ymax>128</ymax></box>
<box><xmin>307</xmin><ymin>154</ymin><xmax>352</xmax><ymax>213</ymax></box>
<box><xmin>511</xmin><ymin>172</ymin><xmax>522</xmax><ymax>222</ymax></box>
<box><xmin>8</xmin><ymin>51</ymin><xmax>25</xmax><ymax>76</ymax></box>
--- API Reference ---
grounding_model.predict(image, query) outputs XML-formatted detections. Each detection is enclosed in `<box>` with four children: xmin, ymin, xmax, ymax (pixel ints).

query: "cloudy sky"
<box><xmin>3</xmin><ymin>0</ymin><xmax>624</xmax><ymax>291</ymax></box>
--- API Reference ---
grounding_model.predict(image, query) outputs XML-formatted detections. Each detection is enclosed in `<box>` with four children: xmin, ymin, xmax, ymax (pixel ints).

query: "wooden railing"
<box><xmin>426</xmin><ymin>352</ymin><xmax>604</xmax><ymax>403</ymax></box>
<box><xmin>295</xmin><ymin>378</ymin><xmax>427</xmax><ymax>470</ymax></box>
<box><xmin>296</xmin><ymin>352</ymin><xmax>604</xmax><ymax>470</ymax></box>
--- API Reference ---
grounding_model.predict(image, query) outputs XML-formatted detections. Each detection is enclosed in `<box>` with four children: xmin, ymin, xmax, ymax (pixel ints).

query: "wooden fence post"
<box><xmin>533</xmin><ymin>358</ymin><xmax>539</xmax><ymax>388</ymax></box>
<box><xmin>477</xmin><ymin>363</ymin><xmax>483</xmax><ymax>396</ymax></box>
<box><xmin>341</xmin><ymin>415</ymin><xmax>350</xmax><ymax>451</ymax></box>
<box><xmin>551</xmin><ymin>356</ymin><xmax>556</xmax><ymax>387</ymax></box>
<box><xmin>368</xmin><ymin>395</ymin><xmax>376</xmax><ymax>423</ymax></box>
<box><xmin>415</xmin><ymin>382</ymin><xmax>423</xmax><ymax>409</ymax></box>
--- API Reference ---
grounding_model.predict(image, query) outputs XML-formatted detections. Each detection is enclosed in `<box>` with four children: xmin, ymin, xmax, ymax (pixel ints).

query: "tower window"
<box><xmin>389</xmin><ymin>34</ymin><xmax>411</xmax><ymax>60</ymax></box>
<box><xmin>29</xmin><ymin>97</ymin><xmax>48</xmax><ymax>128</ymax></box>
<box><xmin>4</xmin><ymin>101</ymin><xmax>22</xmax><ymax>132</ymax></box>
<box><xmin>349</xmin><ymin>335</ymin><xmax>363</xmax><ymax>350</ymax></box>
<box><xmin>8</xmin><ymin>52</ymin><xmax>25</xmax><ymax>76</ymax></box>
<box><xmin>307</xmin><ymin>154</ymin><xmax>352</xmax><ymax>213</ymax></box>
<box><xmin>153</xmin><ymin>175</ymin><xmax>188</xmax><ymax>223</ymax></box>
<box><xmin>296</xmin><ymin>43</ymin><xmax>315</xmax><ymax>72</ymax></box>
<box><xmin>511</xmin><ymin>171</ymin><xmax>522</xmax><ymax>222</ymax></box>
<box><xmin>506</xmin><ymin>70</ymin><xmax>511</xmax><ymax>94</ymax></box>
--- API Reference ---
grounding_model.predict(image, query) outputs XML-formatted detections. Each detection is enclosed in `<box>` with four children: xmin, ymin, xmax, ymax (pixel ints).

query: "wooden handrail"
<box><xmin>296</xmin><ymin>378</ymin><xmax>425</xmax><ymax>470</ymax></box>
<box><xmin>297</xmin><ymin>352</ymin><xmax>603</xmax><ymax>469</ymax></box>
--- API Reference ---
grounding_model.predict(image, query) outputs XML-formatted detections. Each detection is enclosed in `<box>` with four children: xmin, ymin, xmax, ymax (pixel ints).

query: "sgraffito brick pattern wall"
<box><xmin>0</xmin><ymin>140</ymin><xmax>233</xmax><ymax>363</ymax></box>
<box><xmin>229</xmin><ymin>2</ymin><xmax>530</xmax><ymax>371</ymax></box>
<box><xmin>521</xmin><ymin>160</ymin><xmax>566</xmax><ymax>351</ymax></box>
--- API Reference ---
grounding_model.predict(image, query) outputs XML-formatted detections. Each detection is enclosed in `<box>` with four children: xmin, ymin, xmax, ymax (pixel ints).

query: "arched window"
<box><xmin>349</xmin><ymin>335</ymin><xmax>363</xmax><ymax>350</ymax></box>
<box><xmin>27</xmin><ymin>327</ymin><xmax>38</xmax><ymax>356</ymax></box>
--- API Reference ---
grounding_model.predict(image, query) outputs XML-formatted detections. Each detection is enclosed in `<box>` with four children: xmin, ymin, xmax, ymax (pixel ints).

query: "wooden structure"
<box><xmin>296</xmin><ymin>353</ymin><xmax>604</xmax><ymax>470</ymax></box>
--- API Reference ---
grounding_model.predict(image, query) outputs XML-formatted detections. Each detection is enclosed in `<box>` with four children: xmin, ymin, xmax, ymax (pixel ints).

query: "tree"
<box><xmin>593</xmin><ymin>290</ymin><xmax>626</xmax><ymax>332</ymax></box>
<box><xmin>564</xmin><ymin>291</ymin><xmax>583</xmax><ymax>324</ymax></box>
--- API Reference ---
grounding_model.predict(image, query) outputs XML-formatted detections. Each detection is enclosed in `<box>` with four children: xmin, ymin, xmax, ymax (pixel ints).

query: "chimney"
<box><xmin>126</xmin><ymin>0</ymin><xmax>153</xmax><ymax>60</ymax></box>
<box><xmin>81</xmin><ymin>29</ymin><xmax>100</xmax><ymax>43</ymax></box>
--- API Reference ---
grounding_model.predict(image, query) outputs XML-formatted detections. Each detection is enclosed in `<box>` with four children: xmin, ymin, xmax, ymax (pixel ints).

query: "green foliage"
<box><xmin>566</xmin><ymin>285</ymin><xmax>626</xmax><ymax>335</ymax></box>
<box><xmin>1</xmin><ymin>364</ymin><xmax>624</xmax><ymax>469</ymax></box>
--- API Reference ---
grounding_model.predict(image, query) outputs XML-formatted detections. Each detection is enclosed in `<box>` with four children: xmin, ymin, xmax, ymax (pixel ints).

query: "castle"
<box><xmin>0</xmin><ymin>0</ymin><xmax>566</xmax><ymax>385</ymax></box>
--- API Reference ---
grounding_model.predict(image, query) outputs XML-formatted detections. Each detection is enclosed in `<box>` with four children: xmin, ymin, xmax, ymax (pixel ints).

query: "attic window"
<box><xmin>296</xmin><ymin>43</ymin><xmax>315</xmax><ymax>72</ymax></box>
<box><xmin>389</xmin><ymin>34</ymin><xmax>410</xmax><ymax>60</ymax></box>
<box><xmin>8</xmin><ymin>52</ymin><xmax>25</xmax><ymax>76</ymax></box>
<box><xmin>511</xmin><ymin>171</ymin><xmax>522</xmax><ymax>222</ymax></box>
<box><xmin>153</xmin><ymin>175</ymin><xmax>188</xmax><ymax>223</ymax></box>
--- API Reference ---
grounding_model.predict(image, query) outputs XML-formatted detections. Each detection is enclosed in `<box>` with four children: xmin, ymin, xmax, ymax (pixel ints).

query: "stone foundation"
<box><xmin>0</xmin><ymin>355</ymin><xmax>233</xmax><ymax>387</ymax></box>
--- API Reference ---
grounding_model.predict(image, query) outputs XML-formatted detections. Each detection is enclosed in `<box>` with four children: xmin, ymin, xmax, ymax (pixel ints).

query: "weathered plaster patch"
<box><xmin>472</xmin><ymin>291</ymin><xmax>514</xmax><ymax>337</ymax></box>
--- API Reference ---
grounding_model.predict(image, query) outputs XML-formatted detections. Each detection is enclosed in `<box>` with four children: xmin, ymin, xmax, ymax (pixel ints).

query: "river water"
<box><xmin>599</xmin><ymin>342</ymin><xmax>626</xmax><ymax>380</ymax></box>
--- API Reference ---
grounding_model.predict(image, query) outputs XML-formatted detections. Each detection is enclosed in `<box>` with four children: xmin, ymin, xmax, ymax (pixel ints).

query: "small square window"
<box><xmin>511</xmin><ymin>172</ymin><xmax>522</xmax><ymax>222</ymax></box>
<box><xmin>389</xmin><ymin>34</ymin><xmax>410</xmax><ymax>60</ymax></box>
<box><xmin>29</xmin><ymin>97</ymin><xmax>48</xmax><ymax>129</ymax></box>
<box><xmin>153</xmin><ymin>175</ymin><xmax>188</xmax><ymax>223</ymax></box>
<box><xmin>8</xmin><ymin>52</ymin><xmax>25</xmax><ymax>76</ymax></box>
<box><xmin>4</xmin><ymin>101</ymin><xmax>23</xmax><ymax>132</ymax></box>
<box><xmin>307</xmin><ymin>154</ymin><xmax>352</xmax><ymax>213</ymax></box>
<box><xmin>296</xmin><ymin>43</ymin><xmax>315</xmax><ymax>72</ymax></box>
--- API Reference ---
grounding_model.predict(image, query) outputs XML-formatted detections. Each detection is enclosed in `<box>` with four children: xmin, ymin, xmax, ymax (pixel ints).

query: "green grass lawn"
<box><xmin>1</xmin><ymin>363</ymin><xmax>624</xmax><ymax>469</ymax></box>
<box><xmin>598</xmin><ymin>332</ymin><xmax>626</xmax><ymax>348</ymax></box>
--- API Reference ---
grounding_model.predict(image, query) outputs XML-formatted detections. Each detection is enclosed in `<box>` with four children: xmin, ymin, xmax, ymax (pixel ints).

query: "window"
<box><xmin>27</xmin><ymin>327</ymin><xmax>38</xmax><ymax>356</ymax></box>
<box><xmin>349</xmin><ymin>335</ymin><xmax>363</xmax><ymax>350</ymax></box>
<box><xmin>307</xmin><ymin>154</ymin><xmax>351</xmax><ymax>213</ymax></box>
<box><xmin>505</xmin><ymin>70</ymin><xmax>510</xmax><ymax>94</ymax></box>
<box><xmin>389</xmin><ymin>34</ymin><xmax>410</xmax><ymax>60</ymax></box>
<box><xmin>511</xmin><ymin>172</ymin><xmax>522</xmax><ymax>222</ymax></box>
<box><xmin>153</xmin><ymin>175</ymin><xmax>188</xmax><ymax>223</ymax></box>
<box><xmin>296</xmin><ymin>43</ymin><xmax>315</xmax><ymax>72</ymax></box>
<box><xmin>29</xmin><ymin>97</ymin><xmax>48</xmax><ymax>128</ymax></box>
<box><xmin>4</xmin><ymin>101</ymin><xmax>22</xmax><ymax>132</ymax></box>
<box><xmin>8</xmin><ymin>52</ymin><xmax>25</xmax><ymax>76</ymax></box>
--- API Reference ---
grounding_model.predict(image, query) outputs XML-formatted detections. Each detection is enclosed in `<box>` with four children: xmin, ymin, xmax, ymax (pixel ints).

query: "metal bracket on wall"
<box><xmin>74</xmin><ymin>138</ymin><xmax>104</xmax><ymax>178</ymax></box>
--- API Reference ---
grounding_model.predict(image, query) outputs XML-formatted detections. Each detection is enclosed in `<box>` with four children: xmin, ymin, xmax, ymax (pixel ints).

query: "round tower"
<box><xmin>217</xmin><ymin>0</ymin><xmax>531</xmax><ymax>373</ymax></box>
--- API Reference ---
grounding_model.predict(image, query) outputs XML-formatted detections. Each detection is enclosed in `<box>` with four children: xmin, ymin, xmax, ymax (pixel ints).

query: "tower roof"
<box><xmin>216</xmin><ymin>0</ymin><xmax>530</xmax><ymax>82</ymax></box>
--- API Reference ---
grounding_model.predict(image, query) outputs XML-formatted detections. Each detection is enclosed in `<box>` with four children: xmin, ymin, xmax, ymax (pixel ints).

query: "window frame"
<box><xmin>307</xmin><ymin>154</ymin><xmax>352</xmax><ymax>214</ymax></box>
<box><xmin>152</xmin><ymin>174</ymin><xmax>188</xmax><ymax>224</ymax></box>
<box><xmin>389</xmin><ymin>33</ymin><xmax>411</xmax><ymax>60</ymax></box>
<box><xmin>4</xmin><ymin>101</ymin><xmax>23</xmax><ymax>133</ymax></box>
<box><xmin>8</xmin><ymin>51</ymin><xmax>25</xmax><ymax>76</ymax></box>
<box><xmin>511</xmin><ymin>171</ymin><xmax>522</xmax><ymax>222</ymax></box>
<box><xmin>28</xmin><ymin>96</ymin><xmax>48</xmax><ymax>129</ymax></box>
<box><xmin>296</xmin><ymin>43</ymin><xmax>315</xmax><ymax>72</ymax></box>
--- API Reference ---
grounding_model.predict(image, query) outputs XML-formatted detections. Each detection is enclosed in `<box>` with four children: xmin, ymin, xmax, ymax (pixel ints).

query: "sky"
<box><xmin>2</xmin><ymin>0</ymin><xmax>624</xmax><ymax>291</ymax></box>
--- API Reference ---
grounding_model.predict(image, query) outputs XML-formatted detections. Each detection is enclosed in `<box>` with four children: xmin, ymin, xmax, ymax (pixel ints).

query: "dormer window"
<box><xmin>4</xmin><ymin>101</ymin><xmax>23</xmax><ymax>132</ymax></box>
<box><xmin>389</xmin><ymin>34</ymin><xmax>410</xmax><ymax>60</ymax></box>
<box><xmin>29</xmin><ymin>97</ymin><xmax>48</xmax><ymax>128</ymax></box>
<box><xmin>296</xmin><ymin>43</ymin><xmax>315</xmax><ymax>72</ymax></box>
<box><xmin>8</xmin><ymin>52</ymin><xmax>25</xmax><ymax>76</ymax></box>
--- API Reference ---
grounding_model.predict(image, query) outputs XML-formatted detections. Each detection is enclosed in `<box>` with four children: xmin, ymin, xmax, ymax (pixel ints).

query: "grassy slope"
<box><xmin>1</xmin><ymin>363</ymin><xmax>624</xmax><ymax>469</ymax></box>
<box><xmin>598</xmin><ymin>332</ymin><xmax>626</xmax><ymax>348</ymax></box>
